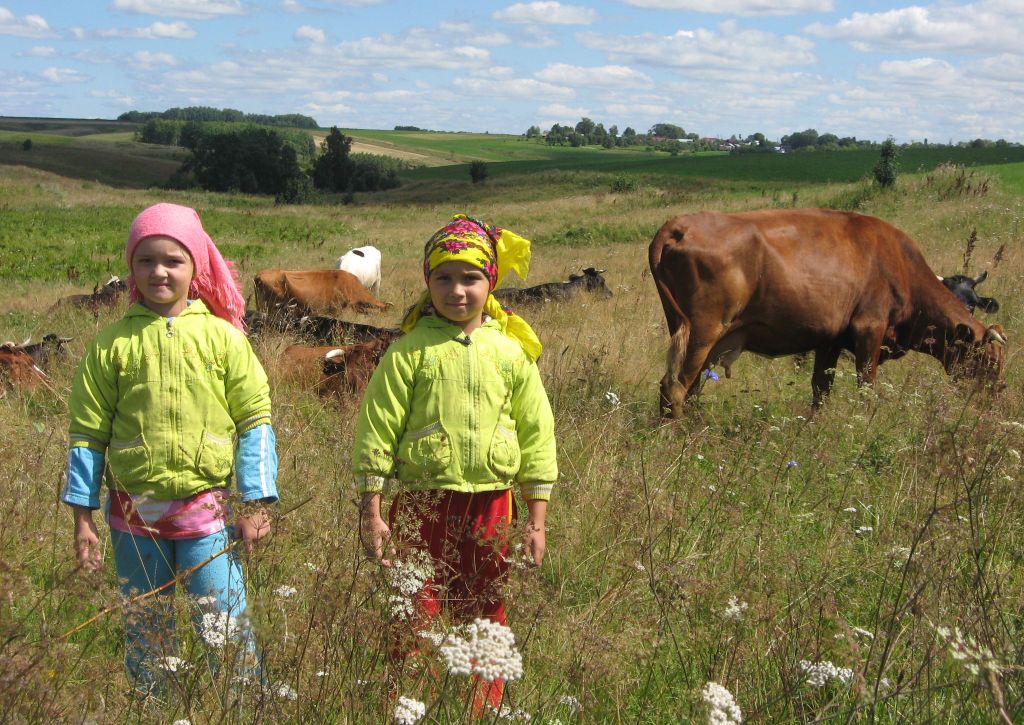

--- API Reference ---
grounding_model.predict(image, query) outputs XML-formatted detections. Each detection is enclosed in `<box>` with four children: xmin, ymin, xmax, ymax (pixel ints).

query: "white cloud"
<box><xmin>493</xmin><ymin>2</ymin><xmax>598</xmax><ymax>25</ymax></box>
<box><xmin>453</xmin><ymin>76</ymin><xmax>576</xmax><ymax>100</ymax></box>
<box><xmin>579</xmin><ymin>24</ymin><xmax>815</xmax><ymax>70</ymax></box>
<box><xmin>606</xmin><ymin>102</ymin><xmax>671</xmax><ymax>118</ymax></box>
<box><xmin>535</xmin><ymin>63</ymin><xmax>653</xmax><ymax>88</ymax></box>
<box><xmin>133</xmin><ymin>50</ymin><xmax>179</xmax><ymax>68</ymax></box>
<box><xmin>805</xmin><ymin>1</ymin><xmax>1024</xmax><ymax>54</ymax></box>
<box><xmin>41</xmin><ymin>67</ymin><xmax>90</xmax><ymax>83</ymax></box>
<box><xmin>538</xmin><ymin>102</ymin><xmax>589</xmax><ymax>122</ymax></box>
<box><xmin>19</xmin><ymin>46</ymin><xmax>56</xmax><ymax>57</ymax></box>
<box><xmin>111</xmin><ymin>0</ymin><xmax>245</xmax><ymax>20</ymax></box>
<box><xmin>0</xmin><ymin>7</ymin><xmax>57</xmax><ymax>38</ymax></box>
<box><xmin>281</xmin><ymin>0</ymin><xmax>305</xmax><ymax>11</ymax></box>
<box><xmin>621</xmin><ymin>0</ymin><xmax>832</xmax><ymax>15</ymax></box>
<box><xmin>90</xmin><ymin>89</ymin><xmax>135</xmax><ymax>106</ymax></box>
<box><xmin>294</xmin><ymin>25</ymin><xmax>326</xmax><ymax>43</ymax></box>
<box><xmin>97</xmin><ymin>21</ymin><xmax>197</xmax><ymax>39</ymax></box>
<box><xmin>439</xmin><ymin>21</ymin><xmax>511</xmax><ymax>45</ymax></box>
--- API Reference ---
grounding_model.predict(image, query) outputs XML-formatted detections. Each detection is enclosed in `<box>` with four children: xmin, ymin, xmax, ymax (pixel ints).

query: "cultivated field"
<box><xmin>1</xmin><ymin>139</ymin><xmax>1023</xmax><ymax>724</ymax></box>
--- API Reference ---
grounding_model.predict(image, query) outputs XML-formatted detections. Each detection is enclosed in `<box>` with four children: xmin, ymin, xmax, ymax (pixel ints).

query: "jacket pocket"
<box><xmin>107</xmin><ymin>434</ymin><xmax>152</xmax><ymax>485</ymax></box>
<box><xmin>489</xmin><ymin>424</ymin><xmax>521</xmax><ymax>478</ymax></box>
<box><xmin>196</xmin><ymin>430</ymin><xmax>234</xmax><ymax>481</ymax></box>
<box><xmin>397</xmin><ymin>421</ymin><xmax>451</xmax><ymax>482</ymax></box>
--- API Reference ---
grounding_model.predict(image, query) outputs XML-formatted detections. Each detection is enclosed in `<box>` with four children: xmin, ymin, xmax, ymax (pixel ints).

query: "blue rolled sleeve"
<box><xmin>62</xmin><ymin>446</ymin><xmax>105</xmax><ymax>509</ymax></box>
<box><xmin>235</xmin><ymin>423</ymin><xmax>279</xmax><ymax>503</ymax></box>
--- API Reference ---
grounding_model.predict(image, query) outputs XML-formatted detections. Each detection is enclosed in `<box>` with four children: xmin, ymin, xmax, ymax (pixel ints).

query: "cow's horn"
<box><xmin>936</xmin><ymin>274</ymin><xmax>944</xmax><ymax>281</ymax></box>
<box><xmin>985</xmin><ymin>328</ymin><xmax>1007</xmax><ymax>345</ymax></box>
<box><xmin>323</xmin><ymin>348</ymin><xmax>345</xmax><ymax>360</ymax></box>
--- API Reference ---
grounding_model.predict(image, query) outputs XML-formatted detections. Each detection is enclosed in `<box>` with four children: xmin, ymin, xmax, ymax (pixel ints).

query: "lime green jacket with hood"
<box><xmin>67</xmin><ymin>300</ymin><xmax>273</xmax><ymax>501</ymax></box>
<box><xmin>352</xmin><ymin>315</ymin><xmax>558</xmax><ymax>500</ymax></box>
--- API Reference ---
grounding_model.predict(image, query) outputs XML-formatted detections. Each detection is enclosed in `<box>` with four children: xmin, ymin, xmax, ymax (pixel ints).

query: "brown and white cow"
<box><xmin>649</xmin><ymin>209</ymin><xmax>1007</xmax><ymax>417</ymax></box>
<box><xmin>253</xmin><ymin>269</ymin><xmax>391</xmax><ymax>318</ymax></box>
<box><xmin>51</xmin><ymin>275</ymin><xmax>127</xmax><ymax>313</ymax></box>
<box><xmin>0</xmin><ymin>344</ymin><xmax>49</xmax><ymax>395</ymax></box>
<box><xmin>317</xmin><ymin>335</ymin><xmax>398</xmax><ymax>397</ymax></box>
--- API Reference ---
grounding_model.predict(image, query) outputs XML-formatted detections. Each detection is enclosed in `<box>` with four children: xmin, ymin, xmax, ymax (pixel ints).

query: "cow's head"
<box><xmin>948</xmin><ymin>322</ymin><xmax>1007</xmax><ymax>387</ymax></box>
<box><xmin>939</xmin><ymin>271</ymin><xmax>999</xmax><ymax>314</ymax></box>
<box><xmin>573</xmin><ymin>267</ymin><xmax>613</xmax><ymax>298</ymax></box>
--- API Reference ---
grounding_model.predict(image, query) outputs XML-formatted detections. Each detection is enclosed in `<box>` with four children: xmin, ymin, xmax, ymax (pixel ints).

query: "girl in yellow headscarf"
<box><xmin>353</xmin><ymin>214</ymin><xmax>558</xmax><ymax>711</ymax></box>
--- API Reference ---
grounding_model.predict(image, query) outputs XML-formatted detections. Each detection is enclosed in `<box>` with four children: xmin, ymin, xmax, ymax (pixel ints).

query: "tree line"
<box><xmin>119</xmin><ymin>106</ymin><xmax>319</xmax><ymax>129</ymax></box>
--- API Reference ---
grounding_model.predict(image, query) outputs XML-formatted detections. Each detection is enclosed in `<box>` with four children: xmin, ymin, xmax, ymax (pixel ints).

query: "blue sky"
<box><xmin>3</xmin><ymin>0</ymin><xmax>1022</xmax><ymax>143</ymax></box>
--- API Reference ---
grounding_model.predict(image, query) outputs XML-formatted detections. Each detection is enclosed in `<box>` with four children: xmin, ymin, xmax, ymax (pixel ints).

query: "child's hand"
<box><xmin>236</xmin><ymin>505</ymin><xmax>272</xmax><ymax>555</ymax></box>
<box><xmin>72</xmin><ymin>506</ymin><xmax>102</xmax><ymax>572</ymax></box>
<box><xmin>360</xmin><ymin>514</ymin><xmax>394</xmax><ymax>566</ymax></box>
<box><xmin>523</xmin><ymin>522</ymin><xmax>546</xmax><ymax>567</ymax></box>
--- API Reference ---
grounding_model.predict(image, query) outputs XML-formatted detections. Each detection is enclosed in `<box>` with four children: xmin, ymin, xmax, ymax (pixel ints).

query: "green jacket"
<box><xmin>68</xmin><ymin>300</ymin><xmax>272</xmax><ymax>500</ymax></box>
<box><xmin>353</xmin><ymin>315</ymin><xmax>557</xmax><ymax>500</ymax></box>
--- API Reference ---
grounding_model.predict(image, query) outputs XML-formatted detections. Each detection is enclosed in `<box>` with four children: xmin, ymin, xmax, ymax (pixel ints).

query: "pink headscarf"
<box><xmin>126</xmin><ymin>203</ymin><xmax>246</xmax><ymax>331</ymax></box>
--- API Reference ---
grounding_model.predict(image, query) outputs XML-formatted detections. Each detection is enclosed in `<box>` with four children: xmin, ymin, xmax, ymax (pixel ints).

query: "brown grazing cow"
<box><xmin>0</xmin><ymin>344</ymin><xmax>49</xmax><ymax>395</ymax></box>
<box><xmin>317</xmin><ymin>335</ymin><xmax>398</xmax><ymax>397</ymax></box>
<box><xmin>649</xmin><ymin>209</ymin><xmax>1007</xmax><ymax>417</ymax></box>
<box><xmin>253</xmin><ymin>269</ymin><xmax>391</xmax><ymax>318</ymax></box>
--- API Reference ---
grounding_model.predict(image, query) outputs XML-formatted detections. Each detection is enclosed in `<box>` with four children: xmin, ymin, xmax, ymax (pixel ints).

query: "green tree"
<box><xmin>649</xmin><ymin>123</ymin><xmax>685</xmax><ymax>139</ymax></box>
<box><xmin>782</xmin><ymin>128</ymin><xmax>819</xmax><ymax>150</ymax></box>
<box><xmin>311</xmin><ymin>126</ymin><xmax>355</xmax><ymax>192</ymax></box>
<box><xmin>872</xmin><ymin>136</ymin><xmax>899</xmax><ymax>188</ymax></box>
<box><xmin>21</xmin><ymin>138</ymin><xmax>32</xmax><ymax>151</ymax></box>
<box><xmin>525</xmin><ymin>125</ymin><xmax>541</xmax><ymax>139</ymax></box>
<box><xmin>469</xmin><ymin>160</ymin><xmax>489</xmax><ymax>184</ymax></box>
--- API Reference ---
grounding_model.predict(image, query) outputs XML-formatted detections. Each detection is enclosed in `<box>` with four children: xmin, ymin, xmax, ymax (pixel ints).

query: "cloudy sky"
<box><xmin>3</xmin><ymin>0</ymin><xmax>1022</xmax><ymax>143</ymax></box>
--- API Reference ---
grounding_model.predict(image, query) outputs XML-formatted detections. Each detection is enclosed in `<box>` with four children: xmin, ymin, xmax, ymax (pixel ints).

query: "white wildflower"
<box><xmin>154</xmin><ymin>656</ymin><xmax>189</xmax><ymax>672</ymax></box>
<box><xmin>723</xmin><ymin>596</ymin><xmax>749</xmax><ymax>621</ymax></box>
<box><xmin>199</xmin><ymin>611</ymin><xmax>241</xmax><ymax>648</ymax></box>
<box><xmin>394</xmin><ymin>696</ymin><xmax>426</xmax><ymax>724</ymax></box>
<box><xmin>1007</xmin><ymin>448</ymin><xmax>1021</xmax><ymax>462</ymax></box>
<box><xmin>842</xmin><ymin>507</ymin><xmax>858</xmax><ymax>513</ymax></box>
<box><xmin>386</xmin><ymin>550</ymin><xmax>434</xmax><ymax>621</ymax></box>
<box><xmin>851</xmin><ymin>626</ymin><xmax>875</xmax><ymax>640</ymax></box>
<box><xmin>558</xmin><ymin>694</ymin><xmax>582</xmax><ymax>713</ymax></box>
<box><xmin>889</xmin><ymin>546</ymin><xmax>912</xmax><ymax>569</ymax></box>
<box><xmin>270</xmin><ymin>681</ymin><xmax>298</xmax><ymax>700</ymax></box>
<box><xmin>417</xmin><ymin>629</ymin><xmax>447</xmax><ymax>647</ymax></box>
<box><xmin>855</xmin><ymin>526</ymin><xmax>873</xmax><ymax>536</ymax></box>
<box><xmin>274</xmin><ymin>585</ymin><xmax>298</xmax><ymax>598</ymax></box>
<box><xmin>490</xmin><ymin>704</ymin><xmax>531</xmax><ymax>721</ymax></box>
<box><xmin>798</xmin><ymin>660</ymin><xmax>854</xmax><ymax>688</ymax></box>
<box><xmin>316</xmin><ymin>670</ymin><xmax>330</xmax><ymax>677</ymax></box>
<box><xmin>173</xmin><ymin>721</ymin><xmax>190</xmax><ymax>725</ymax></box>
<box><xmin>305</xmin><ymin>562</ymin><xmax>320</xmax><ymax>572</ymax></box>
<box><xmin>702</xmin><ymin>681</ymin><xmax>742</xmax><ymax>724</ymax></box>
<box><xmin>604</xmin><ymin>390</ymin><xmax>620</xmax><ymax>408</ymax></box>
<box><xmin>633</xmin><ymin>560</ymin><xmax>646</xmax><ymax>572</ymax></box>
<box><xmin>439</xmin><ymin>618</ymin><xmax>524</xmax><ymax>682</ymax></box>
<box><xmin>934</xmin><ymin>624</ymin><xmax>1001</xmax><ymax>676</ymax></box>
<box><xmin>194</xmin><ymin>595</ymin><xmax>217</xmax><ymax>607</ymax></box>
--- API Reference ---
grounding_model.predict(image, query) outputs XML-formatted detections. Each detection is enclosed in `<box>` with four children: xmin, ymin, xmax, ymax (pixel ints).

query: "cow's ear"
<box><xmin>568</xmin><ymin>273</ymin><xmax>581</xmax><ymax>281</ymax></box>
<box><xmin>974</xmin><ymin>270</ymin><xmax>988</xmax><ymax>285</ymax></box>
<box><xmin>977</xmin><ymin>296</ymin><xmax>1000</xmax><ymax>314</ymax></box>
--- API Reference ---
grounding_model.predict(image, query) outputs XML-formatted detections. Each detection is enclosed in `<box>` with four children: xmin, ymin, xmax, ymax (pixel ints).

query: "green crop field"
<box><xmin>1</xmin><ymin>122</ymin><xmax>1024</xmax><ymax>724</ymax></box>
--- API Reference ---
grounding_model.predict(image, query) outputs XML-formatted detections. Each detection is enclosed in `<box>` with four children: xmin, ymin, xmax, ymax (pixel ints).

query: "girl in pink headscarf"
<box><xmin>63</xmin><ymin>203</ymin><xmax>278</xmax><ymax>695</ymax></box>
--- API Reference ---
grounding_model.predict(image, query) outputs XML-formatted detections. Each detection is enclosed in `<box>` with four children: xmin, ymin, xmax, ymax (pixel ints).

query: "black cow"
<box><xmin>493</xmin><ymin>267</ymin><xmax>612</xmax><ymax>306</ymax></box>
<box><xmin>52</xmin><ymin>276</ymin><xmax>127</xmax><ymax>312</ymax></box>
<box><xmin>21</xmin><ymin>334</ymin><xmax>73</xmax><ymax>368</ymax></box>
<box><xmin>939</xmin><ymin>271</ymin><xmax>999</xmax><ymax>314</ymax></box>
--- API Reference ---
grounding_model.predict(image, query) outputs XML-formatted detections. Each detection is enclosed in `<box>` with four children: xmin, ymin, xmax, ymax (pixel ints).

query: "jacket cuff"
<box><xmin>236</xmin><ymin>412</ymin><xmax>272</xmax><ymax>436</ymax></box>
<box><xmin>518</xmin><ymin>481</ymin><xmax>553</xmax><ymax>501</ymax></box>
<box><xmin>356</xmin><ymin>475</ymin><xmax>387</xmax><ymax>495</ymax></box>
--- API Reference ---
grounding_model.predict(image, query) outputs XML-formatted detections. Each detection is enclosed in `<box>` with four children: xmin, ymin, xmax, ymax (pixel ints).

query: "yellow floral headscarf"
<box><xmin>401</xmin><ymin>214</ymin><xmax>542</xmax><ymax>361</ymax></box>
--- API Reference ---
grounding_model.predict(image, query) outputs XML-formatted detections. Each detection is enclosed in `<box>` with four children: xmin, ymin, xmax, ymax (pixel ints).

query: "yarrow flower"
<box><xmin>274</xmin><ymin>585</ymin><xmax>297</xmax><ymax>598</ymax></box>
<box><xmin>934</xmin><ymin>624</ymin><xmax>1001</xmax><ymax>676</ymax></box>
<box><xmin>489</xmin><ymin>704</ymin><xmax>531</xmax><ymax>721</ymax></box>
<box><xmin>386</xmin><ymin>550</ymin><xmax>434</xmax><ymax>621</ymax></box>
<box><xmin>558</xmin><ymin>694</ymin><xmax>582</xmax><ymax>713</ymax></box>
<box><xmin>394</xmin><ymin>695</ymin><xmax>426</xmax><ymax>724</ymax></box>
<box><xmin>439</xmin><ymin>618</ymin><xmax>524</xmax><ymax>682</ymax></box>
<box><xmin>154</xmin><ymin>656</ymin><xmax>189</xmax><ymax>673</ymax></box>
<box><xmin>270</xmin><ymin>681</ymin><xmax>298</xmax><ymax>700</ymax></box>
<box><xmin>702</xmin><ymin>681</ymin><xmax>742</xmax><ymax>724</ymax></box>
<box><xmin>798</xmin><ymin>660</ymin><xmax>854</xmax><ymax>688</ymax></box>
<box><xmin>855</xmin><ymin>526</ymin><xmax>874</xmax><ymax>536</ymax></box>
<box><xmin>199</xmin><ymin>611</ymin><xmax>242</xmax><ymax>648</ymax></box>
<box><xmin>723</xmin><ymin>596</ymin><xmax>749</xmax><ymax>621</ymax></box>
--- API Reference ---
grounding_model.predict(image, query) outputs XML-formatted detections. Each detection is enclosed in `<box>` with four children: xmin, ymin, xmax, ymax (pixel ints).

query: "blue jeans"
<box><xmin>110</xmin><ymin>527</ymin><xmax>256</xmax><ymax>692</ymax></box>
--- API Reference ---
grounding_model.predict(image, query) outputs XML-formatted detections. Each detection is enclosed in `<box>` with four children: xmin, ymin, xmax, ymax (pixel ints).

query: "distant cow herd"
<box><xmin>1</xmin><ymin>218</ymin><xmax>1008</xmax><ymax>416</ymax></box>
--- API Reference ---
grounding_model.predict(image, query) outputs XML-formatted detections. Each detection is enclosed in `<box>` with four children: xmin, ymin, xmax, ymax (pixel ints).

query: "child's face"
<box><xmin>131</xmin><ymin>235</ymin><xmax>194</xmax><ymax>317</ymax></box>
<box><xmin>428</xmin><ymin>260</ymin><xmax>490</xmax><ymax>333</ymax></box>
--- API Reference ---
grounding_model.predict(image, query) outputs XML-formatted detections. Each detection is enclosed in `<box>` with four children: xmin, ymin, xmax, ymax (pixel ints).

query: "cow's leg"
<box><xmin>811</xmin><ymin>346</ymin><xmax>841</xmax><ymax>408</ymax></box>
<box><xmin>851</xmin><ymin>322</ymin><xmax>886</xmax><ymax>388</ymax></box>
<box><xmin>660</xmin><ymin>320</ymin><xmax>690</xmax><ymax>418</ymax></box>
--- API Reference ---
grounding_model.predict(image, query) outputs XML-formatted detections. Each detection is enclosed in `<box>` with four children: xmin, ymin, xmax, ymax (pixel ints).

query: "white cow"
<box><xmin>335</xmin><ymin>245</ymin><xmax>382</xmax><ymax>298</ymax></box>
